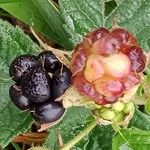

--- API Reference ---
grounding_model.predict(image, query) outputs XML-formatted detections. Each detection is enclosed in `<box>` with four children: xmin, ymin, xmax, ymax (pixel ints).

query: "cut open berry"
<box><xmin>71</xmin><ymin>27</ymin><xmax>146</xmax><ymax>105</ymax></box>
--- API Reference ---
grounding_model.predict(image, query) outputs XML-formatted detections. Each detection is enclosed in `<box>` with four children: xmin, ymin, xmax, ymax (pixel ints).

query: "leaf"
<box><xmin>44</xmin><ymin>107</ymin><xmax>114</xmax><ymax>150</ymax></box>
<box><xmin>60</xmin><ymin>0</ymin><xmax>150</xmax><ymax>51</ymax></box>
<box><xmin>0</xmin><ymin>0</ymin><xmax>20</xmax><ymax>3</ymax></box>
<box><xmin>59</xmin><ymin>0</ymin><xmax>105</xmax><ymax>46</ymax></box>
<box><xmin>105</xmin><ymin>0</ymin><xmax>150</xmax><ymax>52</ymax></box>
<box><xmin>129</xmin><ymin>109</ymin><xmax>150</xmax><ymax>130</ymax></box>
<box><xmin>0</xmin><ymin>19</ymin><xmax>40</xmax><ymax>148</ymax></box>
<box><xmin>76</xmin><ymin>125</ymin><xmax>114</xmax><ymax>150</ymax></box>
<box><xmin>44</xmin><ymin>107</ymin><xmax>92</xmax><ymax>149</ymax></box>
<box><xmin>112</xmin><ymin>128</ymin><xmax>150</xmax><ymax>150</ymax></box>
<box><xmin>0</xmin><ymin>0</ymin><xmax>73</xmax><ymax>50</ymax></box>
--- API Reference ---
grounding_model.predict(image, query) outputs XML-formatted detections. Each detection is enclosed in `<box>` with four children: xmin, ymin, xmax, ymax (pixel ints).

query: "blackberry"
<box><xmin>20</xmin><ymin>67</ymin><xmax>52</xmax><ymax>103</ymax></box>
<box><xmin>9</xmin><ymin>84</ymin><xmax>31</xmax><ymax>110</ymax></box>
<box><xmin>31</xmin><ymin>101</ymin><xmax>65</xmax><ymax>124</ymax></box>
<box><xmin>9</xmin><ymin>54</ymin><xmax>42</xmax><ymax>82</ymax></box>
<box><xmin>38</xmin><ymin>51</ymin><xmax>61</xmax><ymax>73</ymax></box>
<box><xmin>52</xmin><ymin>66</ymin><xmax>72</xmax><ymax>100</ymax></box>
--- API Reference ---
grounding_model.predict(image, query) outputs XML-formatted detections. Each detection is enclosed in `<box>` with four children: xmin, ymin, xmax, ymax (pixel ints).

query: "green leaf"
<box><xmin>0</xmin><ymin>0</ymin><xmax>20</xmax><ymax>3</ymax></box>
<box><xmin>0</xmin><ymin>19</ymin><xmax>40</xmax><ymax>148</ymax></box>
<box><xmin>44</xmin><ymin>107</ymin><xmax>92</xmax><ymax>149</ymax></box>
<box><xmin>129</xmin><ymin>109</ymin><xmax>150</xmax><ymax>130</ymax></box>
<box><xmin>112</xmin><ymin>128</ymin><xmax>150</xmax><ymax>150</ymax></box>
<box><xmin>75</xmin><ymin>125</ymin><xmax>114</xmax><ymax>150</ymax></box>
<box><xmin>59</xmin><ymin>0</ymin><xmax>105</xmax><ymax>46</ymax></box>
<box><xmin>44</xmin><ymin>107</ymin><xmax>114</xmax><ymax>150</ymax></box>
<box><xmin>0</xmin><ymin>0</ymin><xmax>73</xmax><ymax>50</ymax></box>
<box><xmin>60</xmin><ymin>0</ymin><xmax>150</xmax><ymax>51</ymax></box>
<box><xmin>105</xmin><ymin>0</ymin><xmax>150</xmax><ymax>52</ymax></box>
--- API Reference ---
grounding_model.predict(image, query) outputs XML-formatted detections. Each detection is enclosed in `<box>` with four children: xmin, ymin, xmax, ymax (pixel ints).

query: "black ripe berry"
<box><xmin>9</xmin><ymin>84</ymin><xmax>31</xmax><ymax>110</ymax></box>
<box><xmin>38</xmin><ymin>51</ymin><xmax>61</xmax><ymax>73</ymax></box>
<box><xmin>9</xmin><ymin>54</ymin><xmax>42</xmax><ymax>82</ymax></box>
<box><xmin>52</xmin><ymin>66</ymin><xmax>72</xmax><ymax>100</ymax></box>
<box><xmin>31</xmin><ymin>101</ymin><xmax>65</xmax><ymax>124</ymax></box>
<box><xmin>20</xmin><ymin>67</ymin><xmax>51</xmax><ymax>103</ymax></box>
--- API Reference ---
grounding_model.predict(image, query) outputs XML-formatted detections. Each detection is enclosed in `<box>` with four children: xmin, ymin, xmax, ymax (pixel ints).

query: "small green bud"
<box><xmin>113</xmin><ymin>112</ymin><xmax>124</xmax><ymax>123</ymax></box>
<box><xmin>101</xmin><ymin>109</ymin><xmax>115</xmax><ymax>120</ymax></box>
<box><xmin>123</xmin><ymin>101</ymin><xmax>134</xmax><ymax>113</ymax></box>
<box><xmin>112</xmin><ymin>101</ymin><xmax>124</xmax><ymax>112</ymax></box>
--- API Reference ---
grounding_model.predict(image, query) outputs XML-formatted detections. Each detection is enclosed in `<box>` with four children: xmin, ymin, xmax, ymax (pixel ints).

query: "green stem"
<box><xmin>112</xmin><ymin>123</ymin><xmax>121</xmax><ymax>132</ymax></box>
<box><xmin>111</xmin><ymin>123</ymin><xmax>133</xmax><ymax>150</ymax></box>
<box><xmin>60</xmin><ymin>120</ymin><xmax>97</xmax><ymax>150</ymax></box>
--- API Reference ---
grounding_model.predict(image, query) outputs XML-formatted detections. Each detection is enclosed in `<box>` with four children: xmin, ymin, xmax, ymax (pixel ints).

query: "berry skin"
<box><xmin>91</xmin><ymin>34</ymin><xmax>121</xmax><ymax>55</ymax></box>
<box><xmin>122</xmin><ymin>46</ymin><xmax>146</xmax><ymax>73</ymax></box>
<box><xmin>111</xmin><ymin>27</ymin><xmax>137</xmax><ymax>46</ymax></box>
<box><xmin>71</xmin><ymin>44</ymin><xmax>86</xmax><ymax>75</ymax></box>
<box><xmin>9</xmin><ymin>84</ymin><xmax>31</xmax><ymax>110</ymax></box>
<box><xmin>9</xmin><ymin>54</ymin><xmax>42</xmax><ymax>82</ymax></box>
<box><xmin>94</xmin><ymin>76</ymin><xmax>125</xmax><ymax>97</ymax></box>
<box><xmin>83</xmin><ymin>27</ymin><xmax>110</xmax><ymax>51</ymax></box>
<box><xmin>73</xmin><ymin>72</ymin><xmax>100</xmax><ymax>100</ymax></box>
<box><xmin>20</xmin><ymin>67</ymin><xmax>51</xmax><ymax>103</ymax></box>
<box><xmin>38</xmin><ymin>51</ymin><xmax>61</xmax><ymax>73</ymax></box>
<box><xmin>125</xmin><ymin>72</ymin><xmax>140</xmax><ymax>90</ymax></box>
<box><xmin>52</xmin><ymin>66</ymin><xmax>72</xmax><ymax>100</ymax></box>
<box><xmin>31</xmin><ymin>101</ymin><xmax>65</xmax><ymax>124</ymax></box>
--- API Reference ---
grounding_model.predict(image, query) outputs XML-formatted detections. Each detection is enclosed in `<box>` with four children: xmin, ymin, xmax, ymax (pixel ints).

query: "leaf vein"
<box><xmin>74</xmin><ymin>1</ymin><xmax>99</xmax><ymax>28</ymax></box>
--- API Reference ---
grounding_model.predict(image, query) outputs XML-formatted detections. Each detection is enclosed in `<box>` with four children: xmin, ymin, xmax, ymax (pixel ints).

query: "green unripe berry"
<box><xmin>123</xmin><ymin>101</ymin><xmax>134</xmax><ymax>113</ymax></box>
<box><xmin>112</xmin><ymin>101</ymin><xmax>124</xmax><ymax>112</ymax></box>
<box><xmin>101</xmin><ymin>109</ymin><xmax>115</xmax><ymax>120</ymax></box>
<box><xmin>113</xmin><ymin>112</ymin><xmax>124</xmax><ymax>123</ymax></box>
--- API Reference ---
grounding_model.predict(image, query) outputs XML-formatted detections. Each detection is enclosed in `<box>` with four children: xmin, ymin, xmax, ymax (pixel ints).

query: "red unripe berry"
<box><xmin>71</xmin><ymin>27</ymin><xmax>146</xmax><ymax>105</ymax></box>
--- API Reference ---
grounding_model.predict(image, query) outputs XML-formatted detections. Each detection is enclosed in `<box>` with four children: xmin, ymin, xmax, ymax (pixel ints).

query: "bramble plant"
<box><xmin>0</xmin><ymin>0</ymin><xmax>150</xmax><ymax>150</ymax></box>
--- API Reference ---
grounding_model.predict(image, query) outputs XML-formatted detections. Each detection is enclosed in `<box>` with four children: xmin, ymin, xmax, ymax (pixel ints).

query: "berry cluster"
<box><xmin>9</xmin><ymin>51</ymin><xmax>71</xmax><ymax>124</ymax></box>
<box><xmin>94</xmin><ymin>101</ymin><xmax>134</xmax><ymax>123</ymax></box>
<box><xmin>71</xmin><ymin>27</ymin><xmax>146</xmax><ymax>105</ymax></box>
